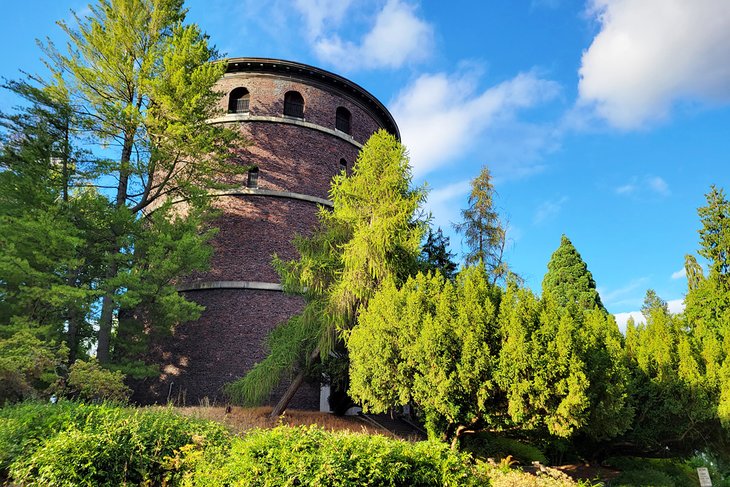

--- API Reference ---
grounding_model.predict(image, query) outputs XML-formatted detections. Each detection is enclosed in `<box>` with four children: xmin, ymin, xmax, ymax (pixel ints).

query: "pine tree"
<box><xmin>453</xmin><ymin>166</ymin><xmax>508</xmax><ymax>283</ymax></box>
<box><xmin>225</xmin><ymin>130</ymin><xmax>425</xmax><ymax>413</ymax></box>
<box><xmin>419</xmin><ymin>227</ymin><xmax>458</xmax><ymax>279</ymax></box>
<box><xmin>623</xmin><ymin>290</ymin><xmax>716</xmax><ymax>452</ymax></box>
<box><xmin>38</xmin><ymin>0</ymin><xmax>246</xmax><ymax>362</ymax></box>
<box><xmin>683</xmin><ymin>186</ymin><xmax>730</xmax><ymax>426</ymax></box>
<box><xmin>349</xmin><ymin>266</ymin><xmax>503</xmax><ymax>446</ymax></box>
<box><xmin>542</xmin><ymin>235</ymin><xmax>605</xmax><ymax>311</ymax></box>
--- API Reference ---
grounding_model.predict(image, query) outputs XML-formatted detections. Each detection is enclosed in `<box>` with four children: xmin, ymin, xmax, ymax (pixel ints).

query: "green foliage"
<box><xmin>605</xmin><ymin>456</ymin><xmax>698</xmax><ymax>487</ymax></box>
<box><xmin>0</xmin><ymin>80</ymin><xmax>102</xmax><ymax>358</ymax></box>
<box><xmin>623</xmin><ymin>290</ymin><xmax>716</xmax><ymax>451</ymax></box>
<box><xmin>453</xmin><ymin>166</ymin><xmax>508</xmax><ymax>282</ymax></box>
<box><xmin>683</xmin><ymin>186</ymin><xmax>730</xmax><ymax>426</ymax></box>
<box><xmin>65</xmin><ymin>360</ymin><xmax>131</xmax><ymax>403</ymax></box>
<box><xmin>349</xmin><ymin>267</ymin><xmax>502</xmax><ymax>441</ymax></box>
<box><xmin>228</xmin><ymin>130</ymin><xmax>425</xmax><ymax>405</ymax></box>
<box><xmin>419</xmin><ymin>226</ymin><xmax>458</xmax><ymax>280</ymax></box>
<box><xmin>30</xmin><ymin>0</ymin><xmax>247</xmax><ymax>364</ymax></box>
<box><xmin>0</xmin><ymin>401</ymin><xmax>101</xmax><ymax>474</ymax></box>
<box><xmin>474</xmin><ymin>463</ymin><xmax>584</xmax><ymax>487</ymax></box>
<box><xmin>461</xmin><ymin>433</ymin><xmax>548</xmax><ymax>465</ymax></box>
<box><xmin>188</xmin><ymin>425</ymin><xmax>480</xmax><ymax>487</ymax></box>
<box><xmin>226</xmin><ymin>313</ymin><xmax>320</xmax><ymax>406</ymax></box>
<box><xmin>498</xmin><ymin>275</ymin><xmax>631</xmax><ymax>441</ymax></box>
<box><xmin>541</xmin><ymin>235</ymin><xmax>604</xmax><ymax>311</ymax></box>
<box><xmin>1</xmin><ymin>402</ymin><xmax>230</xmax><ymax>486</ymax></box>
<box><xmin>0</xmin><ymin>330</ymin><xmax>68</xmax><ymax>404</ymax></box>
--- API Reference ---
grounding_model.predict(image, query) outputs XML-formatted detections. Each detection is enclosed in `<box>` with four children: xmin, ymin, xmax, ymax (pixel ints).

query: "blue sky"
<box><xmin>1</xmin><ymin>0</ymin><xmax>729</xmax><ymax>327</ymax></box>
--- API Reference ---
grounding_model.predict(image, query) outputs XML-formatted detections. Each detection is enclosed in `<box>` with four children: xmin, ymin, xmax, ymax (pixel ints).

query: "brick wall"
<box><xmin>136</xmin><ymin>62</ymin><xmax>393</xmax><ymax>409</ymax></box>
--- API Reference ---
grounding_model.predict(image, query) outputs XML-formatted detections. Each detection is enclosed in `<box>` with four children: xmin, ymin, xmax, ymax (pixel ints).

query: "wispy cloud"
<box><xmin>614</xmin><ymin>175</ymin><xmax>670</xmax><ymax>197</ymax></box>
<box><xmin>423</xmin><ymin>180</ymin><xmax>471</xmax><ymax>234</ymax></box>
<box><xmin>296</xmin><ymin>0</ymin><xmax>434</xmax><ymax>71</ymax></box>
<box><xmin>579</xmin><ymin>0</ymin><xmax>730</xmax><ymax>129</ymax></box>
<box><xmin>293</xmin><ymin>0</ymin><xmax>355</xmax><ymax>40</ymax></box>
<box><xmin>598</xmin><ymin>277</ymin><xmax>650</xmax><ymax>310</ymax></box>
<box><xmin>390</xmin><ymin>67</ymin><xmax>560</xmax><ymax>179</ymax></box>
<box><xmin>671</xmin><ymin>267</ymin><xmax>686</xmax><ymax>280</ymax></box>
<box><xmin>534</xmin><ymin>196</ymin><xmax>568</xmax><ymax>224</ymax></box>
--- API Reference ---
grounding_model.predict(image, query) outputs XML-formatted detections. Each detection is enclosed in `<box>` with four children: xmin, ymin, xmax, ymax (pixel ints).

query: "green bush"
<box><xmin>1</xmin><ymin>402</ymin><xmax>230</xmax><ymax>486</ymax></box>
<box><xmin>0</xmin><ymin>330</ymin><xmax>68</xmax><ymax>404</ymax></box>
<box><xmin>605</xmin><ymin>456</ymin><xmax>697</xmax><ymax>486</ymax></box>
<box><xmin>0</xmin><ymin>401</ymin><xmax>101</xmax><ymax>475</ymax></box>
<box><xmin>65</xmin><ymin>359</ymin><xmax>131</xmax><ymax>403</ymax></box>
<box><xmin>189</xmin><ymin>425</ymin><xmax>483</xmax><ymax>487</ymax></box>
<box><xmin>462</xmin><ymin>432</ymin><xmax>548</xmax><ymax>465</ymax></box>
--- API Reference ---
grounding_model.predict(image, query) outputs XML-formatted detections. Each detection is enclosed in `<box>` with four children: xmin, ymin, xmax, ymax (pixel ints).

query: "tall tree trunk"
<box><xmin>97</xmin><ymin>130</ymin><xmax>134</xmax><ymax>363</ymax></box>
<box><xmin>270</xmin><ymin>347</ymin><xmax>320</xmax><ymax>417</ymax></box>
<box><xmin>96</xmin><ymin>272</ymin><xmax>117</xmax><ymax>364</ymax></box>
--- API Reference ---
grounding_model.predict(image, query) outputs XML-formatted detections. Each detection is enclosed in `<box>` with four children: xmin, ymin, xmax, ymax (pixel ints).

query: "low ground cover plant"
<box><xmin>0</xmin><ymin>402</ymin><xmax>597</xmax><ymax>486</ymax></box>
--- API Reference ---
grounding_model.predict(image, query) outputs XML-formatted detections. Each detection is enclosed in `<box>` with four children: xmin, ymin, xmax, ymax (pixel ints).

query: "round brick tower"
<box><xmin>138</xmin><ymin>58</ymin><xmax>399</xmax><ymax>407</ymax></box>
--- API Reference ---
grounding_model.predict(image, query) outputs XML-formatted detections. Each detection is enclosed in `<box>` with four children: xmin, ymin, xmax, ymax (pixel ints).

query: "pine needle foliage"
<box><xmin>453</xmin><ymin>166</ymin><xmax>508</xmax><ymax>283</ymax></box>
<box><xmin>226</xmin><ymin>130</ymin><xmax>426</xmax><ymax>405</ymax></box>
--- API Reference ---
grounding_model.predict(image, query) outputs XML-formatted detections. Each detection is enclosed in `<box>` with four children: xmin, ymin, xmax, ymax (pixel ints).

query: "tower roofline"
<box><xmin>223</xmin><ymin>57</ymin><xmax>400</xmax><ymax>140</ymax></box>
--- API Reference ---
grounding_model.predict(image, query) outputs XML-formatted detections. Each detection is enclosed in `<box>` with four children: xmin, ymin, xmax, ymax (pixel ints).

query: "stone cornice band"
<box><xmin>208</xmin><ymin>114</ymin><xmax>364</xmax><ymax>149</ymax></box>
<box><xmin>177</xmin><ymin>281</ymin><xmax>284</xmax><ymax>292</ymax></box>
<box><xmin>210</xmin><ymin>187</ymin><xmax>333</xmax><ymax>208</ymax></box>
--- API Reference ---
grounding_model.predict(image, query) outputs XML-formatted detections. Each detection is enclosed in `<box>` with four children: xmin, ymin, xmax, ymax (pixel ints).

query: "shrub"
<box><xmin>2</xmin><ymin>402</ymin><xmax>230</xmax><ymax>486</ymax></box>
<box><xmin>0</xmin><ymin>401</ymin><xmax>101</xmax><ymax>475</ymax></box>
<box><xmin>65</xmin><ymin>359</ymin><xmax>131</xmax><ymax>403</ymax></box>
<box><xmin>462</xmin><ymin>432</ymin><xmax>548</xmax><ymax>465</ymax></box>
<box><xmin>604</xmin><ymin>456</ymin><xmax>696</xmax><ymax>486</ymax></box>
<box><xmin>0</xmin><ymin>330</ymin><xmax>67</xmax><ymax>404</ymax></box>
<box><xmin>475</xmin><ymin>462</ymin><xmax>585</xmax><ymax>486</ymax></box>
<box><xmin>189</xmin><ymin>425</ymin><xmax>482</xmax><ymax>486</ymax></box>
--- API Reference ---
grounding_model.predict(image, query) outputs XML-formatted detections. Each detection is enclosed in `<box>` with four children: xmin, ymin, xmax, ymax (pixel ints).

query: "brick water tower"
<box><xmin>137</xmin><ymin>58</ymin><xmax>399</xmax><ymax>408</ymax></box>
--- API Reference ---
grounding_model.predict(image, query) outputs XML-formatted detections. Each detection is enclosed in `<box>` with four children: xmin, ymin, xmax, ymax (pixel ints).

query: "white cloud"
<box><xmin>391</xmin><ymin>69</ymin><xmax>560</xmax><ymax>179</ymax></box>
<box><xmin>614</xmin><ymin>175</ymin><xmax>670</xmax><ymax>197</ymax></box>
<box><xmin>671</xmin><ymin>267</ymin><xmax>686</xmax><ymax>280</ymax></box>
<box><xmin>292</xmin><ymin>0</ymin><xmax>355</xmax><ymax>40</ymax></box>
<box><xmin>579</xmin><ymin>0</ymin><xmax>730</xmax><ymax>129</ymax></box>
<box><xmin>613</xmin><ymin>298</ymin><xmax>685</xmax><ymax>332</ymax></box>
<box><xmin>534</xmin><ymin>196</ymin><xmax>568</xmax><ymax>224</ymax></box>
<box><xmin>613</xmin><ymin>311</ymin><xmax>643</xmax><ymax>333</ymax></box>
<box><xmin>667</xmin><ymin>298</ymin><xmax>685</xmax><ymax>315</ymax></box>
<box><xmin>307</xmin><ymin>0</ymin><xmax>433</xmax><ymax>70</ymax></box>
<box><xmin>647</xmin><ymin>176</ymin><xmax>670</xmax><ymax>196</ymax></box>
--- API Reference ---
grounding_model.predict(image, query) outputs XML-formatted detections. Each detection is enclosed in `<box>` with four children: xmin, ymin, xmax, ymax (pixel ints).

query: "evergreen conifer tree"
<box><xmin>542</xmin><ymin>235</ymin><xmax>604</xmax><ymax>311</ymax></box>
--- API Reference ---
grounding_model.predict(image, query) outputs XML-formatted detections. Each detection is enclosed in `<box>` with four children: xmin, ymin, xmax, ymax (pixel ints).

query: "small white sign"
<box><xmin>697</xmin><ymin>467</ymin><xmax>712</xmax><ymax>487</ymax></box>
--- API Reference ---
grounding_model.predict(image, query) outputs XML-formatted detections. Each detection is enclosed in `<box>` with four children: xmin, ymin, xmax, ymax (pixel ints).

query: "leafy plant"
<box><xmin>65</xmin><ymin>359</ymin><xmax>131</xmax><ymax>403</ymax></box>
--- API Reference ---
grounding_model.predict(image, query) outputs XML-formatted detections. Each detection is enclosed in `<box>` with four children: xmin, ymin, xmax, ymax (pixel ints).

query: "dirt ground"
<box><xmin>173</xmin><ymin>405</ymin><xmax>394</xmax><ymax>437</ymax></box>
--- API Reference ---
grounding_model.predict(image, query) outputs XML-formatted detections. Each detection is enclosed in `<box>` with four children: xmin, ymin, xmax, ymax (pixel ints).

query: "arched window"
<box><xmin>340</xmin><ymin>158</ymin><xmax>347</xmax><ymax>172</ymax></box>
<box><xmin>284</xmin><ymin>91</ymin><xmax>304</xmax><ymax>118</ymax></box>
<box><xmin>335</xmin><ymin>107</ymin><xmax>351</xmax><ymax>134</ymax></box>
<box><xmin>228</xmin><ymin>87</ymin><xmax>250</xmax><ymax>114</ymax></box>
<box><xmin>247</xmin><ymin>167</ymin><xmax>259</xmax><ymax>189</ymax></box>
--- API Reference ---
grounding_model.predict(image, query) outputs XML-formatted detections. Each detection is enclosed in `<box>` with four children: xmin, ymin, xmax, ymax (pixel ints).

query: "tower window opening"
<box><xmin>247</xmin><ymin>167</ymin><xmax>259</xmax><ymax>188</ymax></box>
<box><xmin>228</xmin><ymin>87</ymin><xmax>250</xmax><ymax>114</ymax></box>
<box><xmin>339</xmin><ymin>158</ymin><xmax>347</xmax><ymax>172</ymax></box>
<box><xmin>335</xmin><ymin>107</ymin><xmax>351</xmax><ymax>134</ymax></box>
<box><xmin>284</xmin><ymin>91</ymin><xmax>305</xmax><ymax>118</ymax></box>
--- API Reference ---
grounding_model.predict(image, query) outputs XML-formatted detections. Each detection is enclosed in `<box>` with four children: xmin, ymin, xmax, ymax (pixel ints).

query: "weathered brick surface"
<box><xmin>133</xmin><ymin>289</ymin><xmax>319</xmax><ymax>408</ymax></box>
<box><xmin>216</xmin><ymin>73</ymin><xmax>383</xmax><ymax>144</ymax></box>
<box><xmin>136</xmin><ymin>60</ymin><xmax>395</xmax><ymax>408</ymax></box>
<box><xmin>187</xmin><ymin>196</ymin><xmax>322</xmax><ymax>283</ymax></box>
